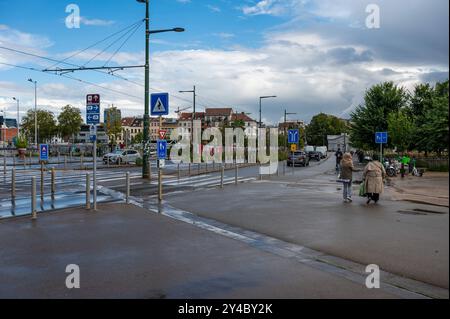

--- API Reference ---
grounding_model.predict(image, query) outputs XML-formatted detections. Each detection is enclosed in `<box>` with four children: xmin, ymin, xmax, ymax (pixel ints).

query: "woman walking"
<box><xmin>340</xmin><ymin>153</ymin><xmax>359</xmax><ymax>203</ymax></box>
<box><xmin>363</xmin><ymin>157</ymin><xmax>386</xmax><ymax>204</ymax></box>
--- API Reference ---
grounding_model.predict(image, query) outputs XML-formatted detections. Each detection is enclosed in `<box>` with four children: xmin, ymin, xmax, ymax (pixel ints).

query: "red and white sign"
<box><xmin>159</xmin><ymin>130</ymin><xmax>167</xmax><ymax>140</ymax></box>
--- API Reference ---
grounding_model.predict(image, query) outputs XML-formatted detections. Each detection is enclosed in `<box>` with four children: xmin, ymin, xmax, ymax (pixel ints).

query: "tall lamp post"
<box><xmin>28</xmin><ymin>79</ymin><xmax>38</xmax><ymax>146</ymax></box>
<box><xmin>137</xmin><ymin>0</ymin><xmax>185</xmax><ymax>179</ymax></box>
<box><xmin>259</xmin><ymin>96</ymin><xmax>277</xmax><ymax>129</ymax></box>
<box><xmin>179</xmin><ymin>86</ymin><xmax>196</xmax><ymax>155</ymax></box>
<box><xmin>12</xmin><ymin>97</ymin><xmax>20</xmax><ymax>137</ymax></box>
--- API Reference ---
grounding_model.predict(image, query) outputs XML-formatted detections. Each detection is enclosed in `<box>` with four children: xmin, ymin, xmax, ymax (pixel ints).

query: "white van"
<box><xmin>305</xmin><ymin>145</ymin><xmax>315</xmax><ymax>153</ymax></box>
<box><xmin>316</xmin><ymin>146</ymin><xmax>328</xmax><ymax>159</ymax></box>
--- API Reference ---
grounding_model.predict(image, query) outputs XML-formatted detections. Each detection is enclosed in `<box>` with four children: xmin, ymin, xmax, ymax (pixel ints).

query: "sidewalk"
<box><xmin>389</xmin><ymin>172</ymin><xmax>449</xmax><ymax>207</ymax></box>
<box><xmin>0</xmin><ymin>203</ymin><xmax>396</xmax><ymax>299</ymax></box>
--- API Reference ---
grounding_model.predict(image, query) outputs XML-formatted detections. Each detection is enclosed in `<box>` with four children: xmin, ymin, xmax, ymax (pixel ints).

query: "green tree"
<box><xmin>21</xmin><ymin>109</ymin><xmax>57</xmax><ymax>143</ymax></box>
<box><xmin>306</xmin><ymin>113</ymin><xmax>349</xmax><ymax>146</ymax></box>
<box><xmin>131</xmin><ymin>132</ymin><xmax>144</xmax><ymax>144</ymax></box>
<box><xmin>350</xmin><ymin>82</ymin><xmax>408</xmax><ymax>150</ymax></box>
<box><xmin>417</xmin><ymin>84</ymin><xmax>449</xmax><ymax>155</ymax></box>
<box><xmin>57</xmin><ymin>105</ymin><xmax>83</xmax><ymax>142</ymax></box>
<box><xmin>387</xmin><ymin>110</ymin><xmax>415</xmax><ymax>152</ymax></box>
<box><xmin>105</xmin><ymin>106</ymin><xmax>122</xmax><ymax>146</ymax></box>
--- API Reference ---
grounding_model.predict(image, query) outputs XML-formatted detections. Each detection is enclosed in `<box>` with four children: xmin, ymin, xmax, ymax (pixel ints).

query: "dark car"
<box><xmin>308</xmin><ymin>151</ymin><xmax>321</xmax><ymax>161</ymax></box>
<box><xmin>287</xmin><ymin>151</ymin><xmax>310</xmax><ymax>167</ymax></box>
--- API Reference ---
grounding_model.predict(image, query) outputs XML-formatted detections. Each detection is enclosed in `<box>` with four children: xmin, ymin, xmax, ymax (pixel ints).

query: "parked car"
<box><xmin>103</xmin><ymin>149</ymin><xmax>141</xmax><ymax>164</ymax></box>
<box><xmin>315</xmin><ymin>146</ymin><xmax>328</xmax><ymax>159</ymax></box>
<box><xmin>287</xmin><ymin>151</ymin><xmax>310</xmax><ymax>167</ymax></box>
<box><xmin>305</xmin><ymin>145</ymin><xmax>315</xmax><ymax>153</ymax></box>
<box><xmin>308</xmin><ymin>151</ymin><xmax>321</xmax><ymax>161</ymax></box>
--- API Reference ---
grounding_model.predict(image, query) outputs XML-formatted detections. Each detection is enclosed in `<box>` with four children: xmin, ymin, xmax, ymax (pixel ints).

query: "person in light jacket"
<box><xmin>340</xmin><ymin>152</ymin><xmax>360</xmax><ymax>203</ymax></box>
<box><xmin>363</xmin><ymin>158</ymin><xmax>386</xmax><ymax>204</ymax></box>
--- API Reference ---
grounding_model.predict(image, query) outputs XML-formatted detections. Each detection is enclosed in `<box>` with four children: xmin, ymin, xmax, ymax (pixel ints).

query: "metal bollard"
<box><xmin>235</xmin><ymin>163</ymin><xmax>238</xmax><ymax>185</ymax></box>
<box><xmin>148</xmin><ymin>159</ymin><xmax>152</xmax><ymax>182</ymax></box>
<box><xmin>64</xmin><ymin>156</ymin><xmax>67</xmax><ymax>170</ymax></box>
<box><xmin>29</xmin><ymin>151</ymin><xmax>32</xmax><ymax>167</ymax></box>
<box><xmin>86</xmin><ymin>173</ymin><xmax>91</xmax><ymax>210</ymax></box>
<box><xmin>221</xmin><ymin>164</ymin><xmax>224</xmax><ymax>188</ymax></box>
<box><xmin>126</xmin><ymin>172</ymin><xmax>131</xmax><ymax>204</ymax></box>
<box><xmin>283</xmin><ymin>160</ymin><xmax>286</xmax><ymax>176</ymax></box>
<box><xmin>3</xmin><ymin>155</ymin><xmax>5</xmax><ymax>175</ymax></box>
<box><xmin>198</xmin><ymin>163</ymin><xmax>201</xmax><ymax>175</ymax></box>
<box><xmin>80</xmin><ymin>155</ymin><xmax>84</xmax><ymax>170</ymax></box>
<box><xmin>259</xmin><ymin>164</ymin><xmax>263</xmax><ymax>181</ymax></box>
<box><xmin>177</xmin><ymin>163</ymin><xmax>181</xmax><ymax>182</ymax></box>
<box><xmin>11</xmin><ymin>168</ymin><xmax>16</xmax><ymax>198</ymax></box>
<box><xmin>13</xmin><ymin>156</ymin><xmax>16</xmax><ymax>167</ymax></box>
<box><xmin>40</xmin><ymin>162</ymin><xmax>44</xmax><ymax>198</ymax></box>
<box><xmin>188</xmin><ymin>163</ymin><xmax>191</xmax><ymax>176</ymax></box>
<box><xmin>31</xmin><ymin>176</ymin><xmax>37</xmax><ymax>219</ymax></box>
<box><xmin>51</xmin><ymin>168</ymin><xmax>56</xmax><ymax>195</ymax></box>
<box><xmin>205</xmin><ymin>162</ymin><xmax>208</xmax><ymax>172</ymax></box>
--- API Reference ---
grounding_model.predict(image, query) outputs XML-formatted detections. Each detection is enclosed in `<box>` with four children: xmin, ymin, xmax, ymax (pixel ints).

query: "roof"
<box><xmin>205</xmin><ymin>108</ymin><xmax>233</xmax><ymax>116</ymax></box>
<box><xmin>232</xmin><ymin>112</ymin><xmax>256</xmax><ymax>122</ymax></box>
<box><xmin>179</xmin><ymin>112</ymin><xmax>205</xmax><ymax>121</ymax></box>
<box><xmin>121</xmin><ymin>117</ymin><xmax>135</xmax><ymax>127</ymax></box>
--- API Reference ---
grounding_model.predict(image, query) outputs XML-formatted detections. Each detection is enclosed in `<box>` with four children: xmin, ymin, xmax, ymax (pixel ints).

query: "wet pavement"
<box><xmin>0</xmin><ymin>203</ymin><xmax>399</xmax><ymax>299</ymax></box>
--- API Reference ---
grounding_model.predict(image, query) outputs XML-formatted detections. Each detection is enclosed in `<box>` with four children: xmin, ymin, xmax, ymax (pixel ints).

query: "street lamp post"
<box><xmin>259</xmin><ymin>96</ymin><xmax>277</xmax><ymax>129</ymax></box>
<box><xmin>137</xmin><ymin>0</ymin><xmax>185</xmax><ymax>179</ymax></box>
<box><xmin>12</xmin><ymin>97</ymin><xmax>20</xmax><ymax>137</ymax></box>
<box><xmin>28</xmin><ymin>79</ymin><xmax>37</xmax><ymax>146</ymax></box>
<box><xmin>179</xmin><ymin>86</ymin><xmax>196</xmax><ymax>159</ymax></box>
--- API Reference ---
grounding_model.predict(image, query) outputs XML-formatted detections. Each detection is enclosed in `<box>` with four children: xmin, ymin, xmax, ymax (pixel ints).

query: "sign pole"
<box><xmin>158</xmin><ymin>115</ymin><xmax>163</xmax><ymax>202</ymax></box>
<box><xmin>93</xmin><ymin>131</ymin><xmax>97</xmax><ymax>211</ymax></box>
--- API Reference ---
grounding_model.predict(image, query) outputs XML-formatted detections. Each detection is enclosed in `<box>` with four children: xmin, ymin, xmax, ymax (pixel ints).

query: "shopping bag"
<box><xmin>359</xmin><ymin>182</ymin><xmax>366</xmax><ymax>197</ymax></box>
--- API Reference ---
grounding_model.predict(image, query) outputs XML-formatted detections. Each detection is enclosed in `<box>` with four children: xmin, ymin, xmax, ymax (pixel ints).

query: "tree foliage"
<box><xmin>57</xmin><ymin>105</ymin><xmax>83</xmax><ymax>141</ymax></box>
<box><xmin>350</xmin><ymin>82</ymin><xmax>408</xmax><ymax>150</ymax></box>
<box><xmin>305</xmin><ymin>113</ymin><xmax>349</xmax><ymax>146</ymax></box>
<box><xmin>21</xmin><ymin>109</ymin><xmax>57</xmax><ymax>143</ymax></box>
<box><xmin>387</xmin><ymin>110</ymin><xmax>415</xmax><ymax>152</ymax></box>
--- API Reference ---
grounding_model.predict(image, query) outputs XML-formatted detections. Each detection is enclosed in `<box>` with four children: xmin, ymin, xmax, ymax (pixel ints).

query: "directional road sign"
<box><xmin>40</xmin><ymin>144</ymin><xmax>49</xmax><ymax>161</ymax></box>
<box><xmin>151</xmin><ymin>93</ymin><xmax>169</xmax><ymax>116</ymax></box>
<box><xmin>288</xmin><ymin>129</ymin><xmax>299</xmax><ymax>144</ymax></box>
<box><xmin>86</xmin><ymin>94</ymin><xmax>101</xmax><ymax>125</ymax></box>
<box><xmin>157</xmin><ymin>140</ymin><xmax>168</xmax><ymax>159</ymax></box>
<box><xmin>87</xmin><ymin>114</ymin><xmax>100</xmax><ymax>125</ymax></box>
<box><xmin>375</xmin><ymin>132</ymin><xmax>388</xmax><ymax>144</ymax></box>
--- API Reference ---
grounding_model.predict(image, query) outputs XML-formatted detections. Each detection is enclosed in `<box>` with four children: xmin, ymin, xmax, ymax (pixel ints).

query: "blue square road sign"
<box><xmin>151</xmin><ymin>93</ymin><xmax>169</xmax><ymax>116</ymax></box>
<box><xmin>40</xmin><ymin>144</ymin><xmax>49</xmax><ymax>161</ymax></box>
<box><xmin>288</xmin><ymin>129</ymin><xmax>300</xmax><ymax>144</ymax></box>
<box><xmin>157</xmin><ymin>140</ymin><xmax>168</xmax><ymax>159</ymax></box>
<box><xmin>375</xmin><ymin>132</ymin><xmax>388</xmax><ymax>144</ymax></box>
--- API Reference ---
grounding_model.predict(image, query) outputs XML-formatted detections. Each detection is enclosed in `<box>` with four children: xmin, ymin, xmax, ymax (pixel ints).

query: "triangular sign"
<box><xmin>153</xmin><ymin>98</ymin><xmax>166</xmax><ymax>113</ymax></box>
<box><xmin>159</xmin><ymin>130</ymin><xmax>167</xmax><ymax>140</ymax></box>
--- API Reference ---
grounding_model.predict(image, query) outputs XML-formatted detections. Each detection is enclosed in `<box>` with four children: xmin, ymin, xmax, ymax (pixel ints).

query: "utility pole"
<box><xmin>12</xmin><ymin>97</ymin><xmax>19</xmax><ymax>137</ymax></box>
<box><xmin>142</xmin><ymin>0</ymin><xmax>151</xmax><ymax>179</ymax></box>
<box><xmin>28</xmin><ymin>79</ymin><xmax>37</xmax><ymax>146</ymax></box>
<box><xmin>179</xmin><ymin>86</ymin><xmax>196</xmax><ymax>161</ymax></box>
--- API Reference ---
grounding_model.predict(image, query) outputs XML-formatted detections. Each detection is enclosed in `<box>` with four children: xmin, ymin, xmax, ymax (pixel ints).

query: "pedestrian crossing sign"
<box><xmin>151</xmin><ymin>93</ymin><xmax>169</xmax><ymax>116</ymax></box>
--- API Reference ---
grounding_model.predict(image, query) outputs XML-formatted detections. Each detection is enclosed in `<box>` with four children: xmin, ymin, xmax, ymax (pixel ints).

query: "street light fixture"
<box><xmin>259</xmin><ymin>95</ymin><xmax>277</xmax><ymax>129</ymax></box>
<box><xmin>28</xmin><ymin>78</ymin><xmax>38</xmax><ymax>146</ymax></box>
<box><xmin>12</xmin><ymin>97</ymin><xmax>20</xmax><ymax>137</ymax></box>
<box><xmin>137</xmin><ymin>0</ymin><xmax>185</xmax><ymax>179</ymax></box>
<box><xmin>179</xmin><ymin>86</ymin><xmax>196</xmax><ymax>147</ymax></box>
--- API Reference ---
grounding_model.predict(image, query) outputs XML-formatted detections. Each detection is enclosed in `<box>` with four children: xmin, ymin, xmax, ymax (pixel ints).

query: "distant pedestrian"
<box><xmin>340</xmin><ymin>153</ymin><xmax>360</xmax><ymax>203</ymax></box>
<box><xmin>335</xmin><ymin>148</ymin><xmax>343</xmax><ymax>173</ymax></box>
<box><xmin>363</xmin><ymin>157</ymin><xmax>386</xmax><ymax>205</ymax></box>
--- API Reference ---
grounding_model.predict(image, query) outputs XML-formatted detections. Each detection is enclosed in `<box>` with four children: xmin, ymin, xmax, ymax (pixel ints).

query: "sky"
<box><xmin>0</xmin><ymin>0</ymin><xmax>448</xmax><ymax>125</ymax></box>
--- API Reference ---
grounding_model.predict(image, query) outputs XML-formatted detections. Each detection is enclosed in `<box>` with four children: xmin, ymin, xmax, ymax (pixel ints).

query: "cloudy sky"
<box><xmin>0</xmin><ymin>0</ymin><xmax>448</xmax><ymax>125</ymax></box>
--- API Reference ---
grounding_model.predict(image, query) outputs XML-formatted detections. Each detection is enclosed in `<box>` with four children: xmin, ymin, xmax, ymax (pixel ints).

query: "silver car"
<box><xmin>103</xmin><ymin>149</ymin><xmax>141</xmax><ymax>164</ymax></box>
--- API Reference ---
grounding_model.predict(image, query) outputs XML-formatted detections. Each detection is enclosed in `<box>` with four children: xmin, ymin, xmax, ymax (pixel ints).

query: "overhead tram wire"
<box><xmin>81</xmin><ymin>20</ymin><xmax>144</xmax><ymax>68</ymax></box>
<box><xmin>0</xmin><ymin>62</ymin><xmax>143</xmax><ymax>101</ymax></box>
<box><xmin>45</xmin><ymin>19</ymin><xmax>144</xmax><ymax>70</ymax></box>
